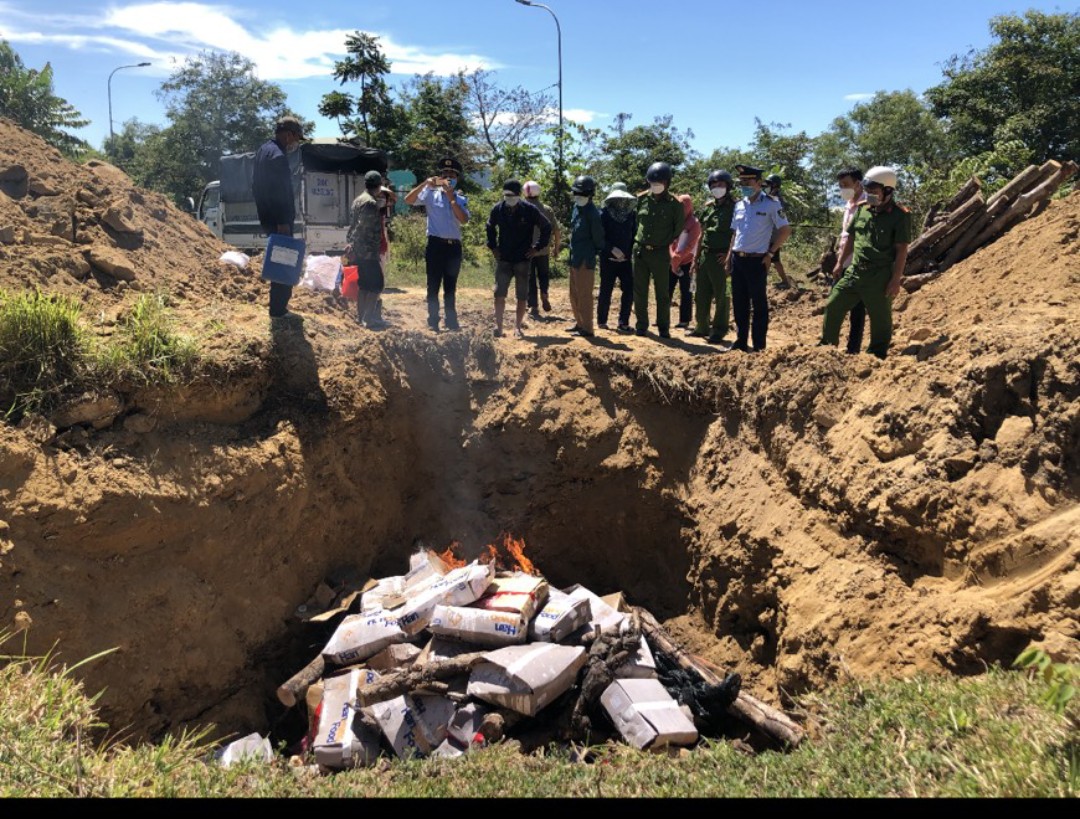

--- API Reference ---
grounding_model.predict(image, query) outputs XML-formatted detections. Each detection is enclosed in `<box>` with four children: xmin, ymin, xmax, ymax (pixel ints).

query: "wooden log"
<box><xmin>922</xmin><ymin>203</ymin><xmax>942</xmax><ymax>230</ymax></box>
<box><xmin>632</xmin><ymin>606</ymin><xmax>805</xmax><ymax>749</ymax></box>
<box><xmin>907</xmin><ymin>192</ymin><xmax>985</xmax><ymax>260</ymax></box>
<box><xmin>901</xmin><ymin>270</ymin><xmax>943</xmax><ymax>293</ymax></box>
<box><xmin>921</xmin><ymin>196</ymin><xmax>986</xmax><ymax>266</ymax></box>
<box><xmin>968</xmin><ymin>160</ymin><xmax>1077</xmax><ymax>251</ymax></box>
<box><xmin>277</xmin><ymin>654</ymin><xmax>326</xmax><ymax>708</ymax></box>
<box><xmin>941</xmin><ymin>176</ymin><xmax>982</xmax><ymax>214</ymax></box>
<box><xmin>937</xmin><ymin>195</ymin><xmax>1011</xmax><ymax>273</ymax></box>
<box><xmin>989</xmin><ymin>163</ymin><xmax>1045</xmax><ymax>208</ymax></box>
<box><xmin>355</xmin><ymin>652</ymin><xmax>487</xmax><ymax>707</ymax></box>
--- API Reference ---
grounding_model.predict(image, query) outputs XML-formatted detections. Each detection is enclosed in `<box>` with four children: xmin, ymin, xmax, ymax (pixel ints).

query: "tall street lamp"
<box><xmin>515</xmin><ymin>0</ymin><xmax>563</xmax><ymax>208</ymax></box>
<box><xmin>108</xmin><ymin>62</ymin><xmax>151</xmax><ymax>140</ymax></box>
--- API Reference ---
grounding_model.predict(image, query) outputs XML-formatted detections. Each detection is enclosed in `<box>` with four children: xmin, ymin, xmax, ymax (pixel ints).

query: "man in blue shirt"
<box><xmin>723</xmin><ymin>164</ymin><xmax>791</xmax><ymax>352</ymax></box>
<box><xmin>404</xmin><ymin>157</ymin><xmax>471</xmax><ymax>331</ymax></box>
<box><xmin>486</xmin><ymin>179</ymin><xmax>552</xmax><ymax>338</ymax></box>
<box><xmin>252</xmin><ymin>116</ymin><xmax>305</xmax><ymax>319</ymax></box>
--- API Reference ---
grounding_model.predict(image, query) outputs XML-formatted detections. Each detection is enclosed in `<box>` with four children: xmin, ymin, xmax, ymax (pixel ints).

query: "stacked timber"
<box><xmin>902</xmin><ymin>159</ymin><xmax>1078</xmax><ymax>293</ymax></box>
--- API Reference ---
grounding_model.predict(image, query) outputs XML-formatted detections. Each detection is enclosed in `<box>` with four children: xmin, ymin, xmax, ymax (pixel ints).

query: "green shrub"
<box><xmin>0</xmin><ymin>289</ymin><xmax>87</xmax><ymax>420</ymax></box>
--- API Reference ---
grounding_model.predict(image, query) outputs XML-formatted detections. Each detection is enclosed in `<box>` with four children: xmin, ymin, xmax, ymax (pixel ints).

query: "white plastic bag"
<box><xmin>218</xmin><ymin>251</ymin><xmax>250</xmax><ymax>270</ymax></box>
<box><xmin>299</xmin><ymin>254</ymin><xmax>342</xmax><ymax>292</ymax></box>
<box><xmin>216</xmin><ymin>732</ymin><xmax>273</xmax><ymax>766</ymax></box>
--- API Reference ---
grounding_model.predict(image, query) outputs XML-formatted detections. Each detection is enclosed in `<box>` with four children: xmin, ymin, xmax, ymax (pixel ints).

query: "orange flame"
<box><xmin>436</xmin><ymin>540</ymin><xmax>467</xmax><ymax>570</ymax></box>
<box><xmin>503</xmin><ymin>534</ymin><xmax>536</xmax><ymax>575</ymax></box>
<box><xmin>478</xmin><ymin>532</ymin><xmax>539</xmax><ymax>575</ymax></box>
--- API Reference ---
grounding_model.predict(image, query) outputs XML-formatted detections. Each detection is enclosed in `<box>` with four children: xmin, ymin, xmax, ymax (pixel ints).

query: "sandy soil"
<box><xmin>1</xmin><ymin>117</ymin><xmax>1077</xmax><ymax>743</ymax></box>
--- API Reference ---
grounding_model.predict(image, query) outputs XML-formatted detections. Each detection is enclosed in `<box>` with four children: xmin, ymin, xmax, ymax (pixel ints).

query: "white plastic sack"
<box><xmin>216</xmin><ymin>732</ymin><xmax>273</xmax><ymax>766</ymax></box>
<box><xmin>218</xmin><ymin>251</ymin><xmax>250</xmax><ymax>270</ymax></box>
<box><xmin>299</xmin><ymin>254</ymin><xmax>342</xmax><ymax>291</ymax></box>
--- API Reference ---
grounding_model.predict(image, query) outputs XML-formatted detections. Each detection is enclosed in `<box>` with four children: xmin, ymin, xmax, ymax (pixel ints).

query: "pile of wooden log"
<box><xmin>902</xmin><ymin>159</ymin><xmax>1078</xmax><ymax>293</ymax></box>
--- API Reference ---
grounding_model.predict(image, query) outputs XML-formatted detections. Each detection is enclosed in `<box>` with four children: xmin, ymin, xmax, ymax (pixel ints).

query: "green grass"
<box><xmin>94</xmin><ymin>293</ymin><xmax>198</xmax><ymax>385</ymax></box>
<box><xmin>0</xmin><ymin>289</ymin><xmax>88</xmax><ymax>420</ymax></box>
<box><xmin>1</xmin><ymin>633</ymin><xmax>1075</xmax><ymax>798</ymax></box>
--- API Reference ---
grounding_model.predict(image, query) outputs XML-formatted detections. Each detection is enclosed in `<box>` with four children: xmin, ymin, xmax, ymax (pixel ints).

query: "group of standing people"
<box><xmin>254</xmin><ymin>115</ymin><xmax>912</xmax><ymax>360</ymax></box>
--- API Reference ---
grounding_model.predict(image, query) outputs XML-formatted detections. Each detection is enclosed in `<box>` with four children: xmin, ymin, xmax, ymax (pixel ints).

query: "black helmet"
<box><xmin>571</xmin><ymin>175</ymin><xmax>596</xmax><ymax>196</ymax></box>
<box><xmin>645</xmin><ymin>162</ymin><xmax>673</xmax><ymax>183</ymax></box>
<box><xmin>765</xmin><ymin>173</ymin><xmax>782</xmax><ymax>187</ymax></box>
<box><xmin>707</xmin><ymin>169</ymin><xmax>734</xmax><ymax>187</ymax></box>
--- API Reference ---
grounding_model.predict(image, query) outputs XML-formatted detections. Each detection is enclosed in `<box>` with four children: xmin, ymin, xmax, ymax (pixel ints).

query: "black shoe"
<box><xmin>675</xmin><ymin>322</ymin><xmax>689</xmax><ymax>329</ymax></box>
<box><xmin>617</xmin><ymin>324</ymin><xmax>632</xmax><ymax>333</ymax></box>
<box><xmin>726</xmin><ymin>341</ymin><xmax>751</xmax><ymax>353</ymax></box>
<box><xmin>635</xmin><ymin>328</ymin><xmax>647</xmax><ymax>337</ymax></box>
<box><xmin>707</xmin><ymin>335</ymin><xmax>724</xmax><ymax>344</ymax></box>
<box><xmin>493</xmin><ymin>328</ymin><xmax>504</xmax><ymax>338</ymax></box>
<box><xmin>445</xmin><ymin>321</ymin><xmax>460</xmax><ymax>331</ymax></box>
<box><xmin>597</xmin><ymin>323</ymin><xmax>609</xmax><ymax>330</ymax></box>
<box><xmin>687</xmin><ymin>329</ymin><xmax>707</xmax><ymax>337</ymax></box>
<box><xmin>658</xmin><ymin>328</ymin><xmax>671</xmax><ymax>339</ymax></box>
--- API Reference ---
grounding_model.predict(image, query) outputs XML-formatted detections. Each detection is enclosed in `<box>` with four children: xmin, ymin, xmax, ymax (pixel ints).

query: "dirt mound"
<box><xmin>1</xmin><ymin>119</ymin><xmax>1077</xmax><ymax>744</ymax></box>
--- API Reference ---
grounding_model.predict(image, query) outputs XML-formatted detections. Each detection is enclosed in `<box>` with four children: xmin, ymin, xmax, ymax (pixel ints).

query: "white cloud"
<box><xmin>844</xmin><ymin>93</ymin><xmax>874</xmax><ymax>102</ymax></box>
<box><xmin>3</xmin><ymin>1</ymin><xmax>498</xmax><ymax>81</ymax></box>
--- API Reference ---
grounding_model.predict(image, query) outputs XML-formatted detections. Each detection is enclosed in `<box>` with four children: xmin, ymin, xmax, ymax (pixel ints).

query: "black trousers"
<box><xmin>845</xmin><ymin>299</ymin><xmax>867</xmax><ymax>354</ymax></box>
<box><xmin>425</xmin><ymin>237</ymin><xmax>463</xmax><ymax>325</ymax></box>
<box><xmin>266</xmin><ymin>225</ymin><xmax>294</xmax><ymax>318</ymax></box>
<box><xmin>668</xmin><ymin>263</ymin><xmax>693</xmax><ymax>325</ymax></box>
<box><xmin>527</xmin><ymin>254</ymin><xmax>551</xmax><ymax>309</ymax></box>
<box><xmin>597</xmin><ymin>257</ymin><xmax>633</xmax><ymax>326</ymax></box>
<box><xmin>731</xmin><ymin>255</ymin><xmax>769</xmax><ymax>350</ymax></box>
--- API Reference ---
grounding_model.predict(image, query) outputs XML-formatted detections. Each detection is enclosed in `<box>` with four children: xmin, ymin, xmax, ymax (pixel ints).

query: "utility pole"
<box><xmin>108</xmin><ymin>62</ymin><xmax>151</xmax><ymax>141</ymax></box>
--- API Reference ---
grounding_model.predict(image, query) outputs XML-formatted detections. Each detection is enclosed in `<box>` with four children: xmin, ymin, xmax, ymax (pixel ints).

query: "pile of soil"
<box><xmin>1</xmin><ymin>117</ymin><xmax>1077</xmax><ymax>744</ymax></box>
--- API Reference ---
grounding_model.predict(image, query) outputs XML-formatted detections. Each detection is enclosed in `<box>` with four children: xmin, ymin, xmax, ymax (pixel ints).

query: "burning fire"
<box><xmin>436</xmin><ymin>534</ymin><xmax>539</xmax><ymax>575</ymax></box>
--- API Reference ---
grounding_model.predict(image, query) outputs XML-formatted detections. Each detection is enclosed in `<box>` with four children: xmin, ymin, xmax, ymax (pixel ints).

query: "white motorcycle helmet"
<box><xmin>863</xmin><ymin>166</ymin><xmax>898</xmax><ymax>189</ymax></box>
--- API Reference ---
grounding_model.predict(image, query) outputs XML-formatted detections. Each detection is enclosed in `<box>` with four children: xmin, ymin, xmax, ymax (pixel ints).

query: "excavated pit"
<box><xmin>1</xmin><ymin>118</ymin><xmax>1077</xmax><ymax>748</ymax></box>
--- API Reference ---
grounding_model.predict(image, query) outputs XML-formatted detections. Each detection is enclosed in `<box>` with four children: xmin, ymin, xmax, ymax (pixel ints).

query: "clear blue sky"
<box><xmin>1</xmin><ymin>0</ymin><xmax>1073</xmax><ymax>156</ymax></box>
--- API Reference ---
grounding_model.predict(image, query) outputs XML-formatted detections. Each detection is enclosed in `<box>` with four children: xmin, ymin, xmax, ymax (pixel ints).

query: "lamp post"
<box><xmin>515</xmin><ymin>0</ymin><xmax>563</xmax><ymax>208</ymax></box>
<box><xmin>108</xmin><ymin>62</ymin><xmax>151</xmax><ymax>140</ymax></box>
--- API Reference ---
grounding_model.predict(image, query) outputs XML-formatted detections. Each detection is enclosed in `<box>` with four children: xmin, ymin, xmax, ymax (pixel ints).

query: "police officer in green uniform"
<box><xmin>690</xmin><ymin>169</ymin><xmax>735</xmax><ymax>343</ymax></box>
<box><xmin>820</xmin><ymin>166</ymin><xmax>912</xmax><ymax>359</ymax></box>
<box><xmin>633</xmin><ymin>162</ymin><xmax>685</xmax><ymax>338</ymax></box>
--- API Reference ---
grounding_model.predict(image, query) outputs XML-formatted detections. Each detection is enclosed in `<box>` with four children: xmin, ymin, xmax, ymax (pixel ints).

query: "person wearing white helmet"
<box><xmin>820</xmin><ymin>165</ymin><xmax>912</xmax><ymax>359</ymax></box>
<box><xmin>523</xmin><ymin>180</ymin><xmax>561</xmax><ymax>319</ymax></box>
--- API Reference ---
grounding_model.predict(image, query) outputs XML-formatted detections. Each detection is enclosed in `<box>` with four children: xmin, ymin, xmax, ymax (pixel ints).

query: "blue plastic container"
<box><xmin>260</xmin><ymin>234</ymin><xmax>306</xmax><ymax>286</ymax></box>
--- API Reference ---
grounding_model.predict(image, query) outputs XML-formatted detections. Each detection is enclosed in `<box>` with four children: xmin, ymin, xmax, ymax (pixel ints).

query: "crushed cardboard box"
<box><xmin>467</xmin><ymin>642</ymin><xmax>587</xmax><ymax>717</ymax></box>
<box><xmin>600</xmin><ymin>677</ymin><xmax>699</xmax><ymax>751</ymax></box>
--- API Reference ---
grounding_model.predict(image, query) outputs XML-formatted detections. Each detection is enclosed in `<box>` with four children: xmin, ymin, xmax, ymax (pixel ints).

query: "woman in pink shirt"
<box><xmin>669</xmin><ymin>194</ymin><xmax>702</xmax><ymax>329</ymax></box>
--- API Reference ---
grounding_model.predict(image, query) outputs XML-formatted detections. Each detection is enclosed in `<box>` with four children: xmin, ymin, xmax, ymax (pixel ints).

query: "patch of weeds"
<box><xmin>96</xmin><ymin>293</ymin><xmax>198</xmax><ymax>385</ymax></box>
<box><xmin>0</xmin><ymin>288</ymin><xmax>88</xmax><ymax>421</ymax></box>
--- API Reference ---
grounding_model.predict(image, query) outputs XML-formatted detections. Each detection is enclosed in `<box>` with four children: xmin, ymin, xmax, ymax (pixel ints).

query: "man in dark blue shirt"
<box><xmin>252</xmin><ymin>116</ymin><xmax>304</xmax><ymax>318</ymax></box>
<box><xmin>485</xmin><ymin>179</ymin><xmax>551</xmax><ymax>338</ymax></box>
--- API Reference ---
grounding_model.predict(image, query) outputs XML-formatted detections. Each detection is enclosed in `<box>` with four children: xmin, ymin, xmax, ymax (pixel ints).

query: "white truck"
<box><xmin>195</xmin><ymin>138</ymin><xmax>389</xmax><ymax>255</ymax></box>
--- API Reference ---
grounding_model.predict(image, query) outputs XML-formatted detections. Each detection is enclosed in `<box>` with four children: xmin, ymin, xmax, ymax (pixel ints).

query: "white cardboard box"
<box><xmin>528</xmin><ymin>587</ymin><xmax>591</xmax><ymax>642</ymax></box>
<box><xmin>564</xmin><ymin>583</ymin><xmax>628</xmax><ymax>635</ymax></box>
<box><xmin>369</xmin><ymin>693</ymin><xmax>457</xmax><ymax>760</ymax></box>
<box><xmin>365</xmin><ymin>642</ymin><xmax>422</xmax><ymax>671</ymax></box>
<box><xmin>429</xmin><ymin>604</ymin><xmax>528</xmax><ymax>647</ymax></box>
<box><xmin>600</xmin><ymin>678</ymin><xmax>699</xmax><ymax>750</ymax></box>
<box><xmin>321</xmin><ymin>610</ymin><xmax>408</xmax><ymax>666</ymax></box>
<box><xmin>313</xmin><ymin>669</ymin><xmax>383</xmax><ymax>770</ymax></box>
<box><xmin>418</xmin><ymin>634</ymin><xmax>486</xmax><ymax>664</ymax></box>
<box><xmin>473</xmin><ymin>573</ymin><xmax>549</xmax><ymax>621</ymax></box>
<box><xmin>467</xmin><ymin>643</ymin><xmax>587</xmax><ymax>717</ymax></box>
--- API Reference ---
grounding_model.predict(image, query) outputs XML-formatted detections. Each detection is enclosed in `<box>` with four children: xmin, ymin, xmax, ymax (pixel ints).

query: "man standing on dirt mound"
<box><xmin>486</xmin><ymin>179</ymin><xmax>552</xmax><ymax>338</ymax></box>
<box><xmin>633</xmin><ymin>161</ymin><xmax>685</xmax><ymax>339</ymax></box>
<box><xmin>723</xmin><ymin>164</ymin><xmax>790</xmax><ymax>353</ymax></box>
<box><xmin>346</xmin><ymin>170</ymin><xmax>388</xmax><ymax>329</ymax></box>
<box><xmin>690</xmin><ymin>170</ymin><xmax>736</xmax><ymax>344</ymax></box>
<box><xmin>523</xmin><ymin>180</ymin><xmax>561</xmax><ymax>320</ymax></box>
<box><xmin>252</xmin><ymin>116</ymin><xmax>306</xmax><ymax>319</ymax></box>
<box><xmin>820</xmin><ymin>165</ymin><xmax>912</xmax><ymax>359</ymax></box>
<box><xmin>404</xmin><ymin>157</ymin><xmax>471</xmax><ymax>332</ymax></box>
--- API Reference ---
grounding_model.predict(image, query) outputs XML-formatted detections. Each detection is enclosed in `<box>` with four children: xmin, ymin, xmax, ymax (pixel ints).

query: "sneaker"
<box><xmin>529</xmin><ymin>308</ymin><xmax>541</xmax><ymax>319</ymax></box>
<box><xmin>566</xmin><ymin>325</ymin><xmax>580</xmax><ymax>334</ymax></box>
<box><xmin>725</xmin><ymin>341</ymin><xmax>751</xmax><ymax>353</ymax></box>
<box><xmin>635</xmin><ymin>328</ymin><xmax>647</xmax><ymax>337</ymax></box>
<box><xmin>542</xmin><ymin>295</ymin><xmax>552</xmax><ymax>312</ymax></box>
<box><xmin>617</xmin><ymin>324</ymin><xmax>632</xmax><ymax>333</ymax></box>
<box><xmin>445</xmin><ymin>320</ymin><xmax>460</xmax><ymax>331</ymax></box>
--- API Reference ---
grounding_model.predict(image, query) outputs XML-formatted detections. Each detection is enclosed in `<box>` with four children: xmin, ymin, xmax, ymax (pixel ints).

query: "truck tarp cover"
<box><xmin>218</xmin><ymin>143</ymin><xmax>389</xmax><ymax>203</ymax></box>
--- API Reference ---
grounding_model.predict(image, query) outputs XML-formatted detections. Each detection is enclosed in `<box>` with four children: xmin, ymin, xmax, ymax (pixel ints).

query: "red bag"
<box><xmin>341</xmin><ymin>265</ymin><xmax>359</xmax><ymax>301</ymax></box>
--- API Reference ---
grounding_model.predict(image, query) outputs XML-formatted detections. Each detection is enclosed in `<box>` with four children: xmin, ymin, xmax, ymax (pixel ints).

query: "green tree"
<box><xmin>105</xmin><ymin>51</ymin><xmax>298</xmax><ymax>205</ymax></box>
<box><xmin>320</xmin><ymin>32</ymin><xmax>393</xmax><ymax>145</ymax></box>
<box><xmin>0</xmin><ymin>40</ymin><xmax>89</xmax><ymax>156</ymax></box>
<box><xmin>926</xmin><ymin>10</ymin><xmax>1080</xmax><ymax>163</ymax></box>
<box><xmin>383</xmin><ymin>72</ymin><xmax>475</xmax><ymax>183</ymax></box>
<box><xmin>465</xmin><ymin>67</ymin><xmax>554</xmax><ymax>165</ymax></box>
<box><xmin>594</xmin><ymin>114</ymin><xmax>700</xmax><ymax>194</ymax></box>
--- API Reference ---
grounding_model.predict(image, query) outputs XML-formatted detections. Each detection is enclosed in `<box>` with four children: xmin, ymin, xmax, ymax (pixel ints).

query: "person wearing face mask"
<box><xmin>820</xmin><ymin>166</ymin><xmax>912</xmax><ymax>359</ymax></box>
<box><xmin>831</xmin><ymin>167</ymin><xmax>868</xmax><ymax>354</ymax></box>
<box><xmin>485</xmin><ymin>179</ymin><xmax>552</xmax><ymax>338</ymax></box>
<box><xmin>689</xmin><ymin>170</ymin><xmax>736</xmax><ymax>343</ymax></box>
<box><xmin>523</xmin><ymin>181</ymin><xmax>561</xmax><ymax>319</ymax></box>
<box><xmin>598</xmin><ymin>182</ymin><xmax>637</xmax><ymax>332</ymax></box>
<box><xmin>763</xmin><ymin>174</ymin><xmax>795</xmax><ymax>289</ymax></box>
<box><xmin>668</xmin><ymin>194</ymin><xmax>701</xmax><ymax>330</ymax></box>
<box><xmin>252</xmin><ymin>116</ymin><xmax>306</xmax><ymax>319</ymax></box>
<box><xmin>723</xmin><ymin>164</ymin><xmax>791</xmax><ymax>352</ymax></box>
<box><xmin>404</xmin><ymin>157</ymin><xmax>471</xmax><ymax>332</ymax></box>
<box><xmin>633</xmin><ymin>162</ymin><xmax>685</xmax><ymax>338</ymax></box>
<box><xmin>346</xmin><ymin>170</ymin><xmax>389</xmax><ymax>329</ymax></box>
<box><xmin>567</xmin><ymin>175</ymin><xmax>605</xmax><ymax>337</ymax></box>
